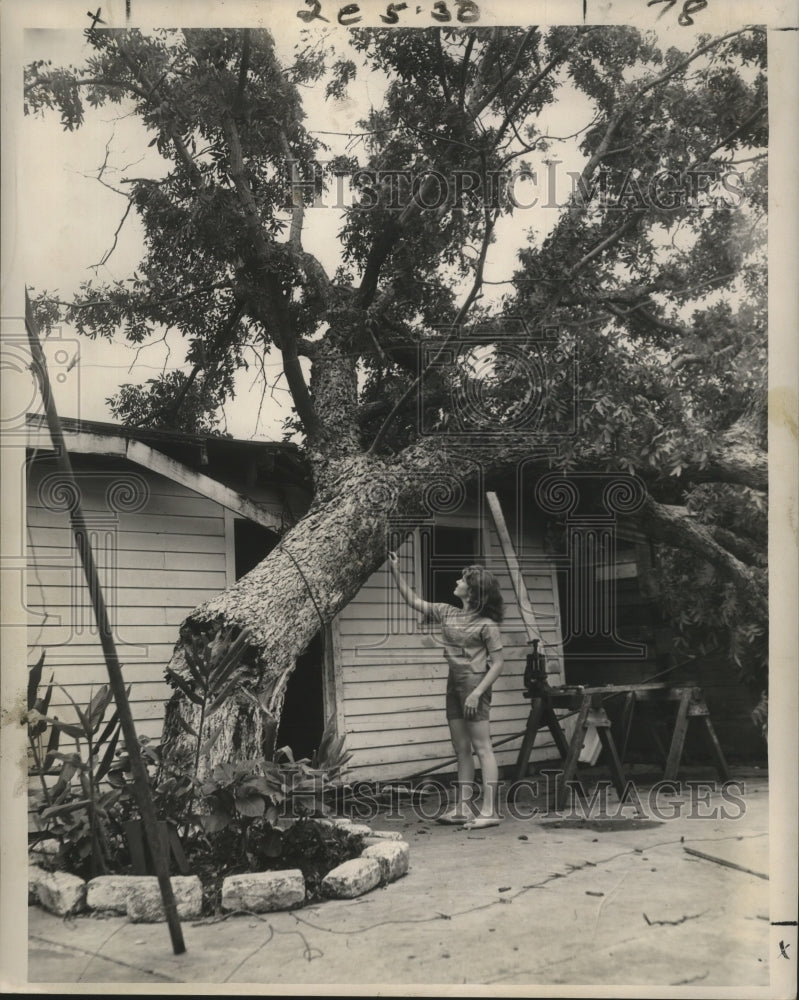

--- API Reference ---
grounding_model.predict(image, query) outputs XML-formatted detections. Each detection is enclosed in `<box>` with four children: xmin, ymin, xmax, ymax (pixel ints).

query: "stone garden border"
<box><xmin>28</xmin><ymin>818</ymin><xmax>410</xmax><ymax>923</ymax></box>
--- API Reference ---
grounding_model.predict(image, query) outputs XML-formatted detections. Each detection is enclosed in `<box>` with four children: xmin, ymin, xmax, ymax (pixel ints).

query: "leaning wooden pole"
<box><xmin>25</xmin><ymin>292</ymin><xmax>186</xmax><ymax>955</ymax></box>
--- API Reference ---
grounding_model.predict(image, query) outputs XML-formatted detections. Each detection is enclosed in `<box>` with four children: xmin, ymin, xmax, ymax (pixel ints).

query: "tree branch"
<box><xmin>492</xmin><ymin>37</ymin><xmax>576</xmax><ymax>148</ymax></box>
<box><xmin>568</xmin><ymin>213</ymin><xmax>644</xmax><ymax>278</ymax></box>
<box><xmin>111</xmin><ymin>39</ymin><xmax>207</xmax><ymax>190</ymax></box>
<box><xmin>627</xmin><ymin>497</ymin><xmax>767</xmax><ymax>620</ymax></box>
<box><xmin>708</xmin><ymin>525</ymin><xmax>766</xmax><ymax>567</ymax></box>
<box><xmin>236</xmin><ymin>28</ymin><xmax>251</xmax><ymax>105</ymax></box>
<box><xmin>474</xmin><ymin>26</ymin><xmax>538</xmax><ymax>114</ymax></box>
<box><xmin>634</xmin><ymin>28</ymin><xmax>761</xmax><ymax>101</ymax></box>
<box><xmin>696</xmin><ymin>420</ymin><xmax>767</xmax><ymax>492</ymax></box>
<box><xmin>164</xmin><ymin>300</ymin><xmax>247</xmax><ymax>424</ymax></box>
<box><xmin>220</xmin><ymin>109</ymin><xmax>323</xmax><ymax>440</ymax></box>
<box><xmin>54</xmin><ymin>281</ymin><xmax>233</xmax><ymax>313</ymax></box>
<box><xmin>457</xmin><ymin>32</ymin><xmax>476</xmax><ymax>110</ymax></box>
<box><xmin>432</xmin><ymin>30</ymin><xmax>452</xmax><ymax>104</ymax></box>
<box><xmin>367</xmin><ymin>204</ymin><xmax>498</xmax><ymax>455</ymax></box>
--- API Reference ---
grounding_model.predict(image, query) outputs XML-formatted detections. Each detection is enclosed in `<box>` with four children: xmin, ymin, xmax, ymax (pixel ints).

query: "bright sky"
<box><xmin>14</xmin><ymin>9</ymin><xmax>759</xmax><ymax>440</ymax></box>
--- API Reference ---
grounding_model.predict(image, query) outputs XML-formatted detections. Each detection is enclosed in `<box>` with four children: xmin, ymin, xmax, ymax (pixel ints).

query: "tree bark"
<box><xmin>159</xmin><ymin>455</ymin><xmax>420</xmax><ymax>779</ymax></box>
<box><xmin>626</xmin><ymin>497</ymin><xmax>767</xmax><ymax>620</ymax></box>
<box><xmin>159</xmin><ymin>437</ymin><xmax>768</xmax><ymax>779</ymax></box>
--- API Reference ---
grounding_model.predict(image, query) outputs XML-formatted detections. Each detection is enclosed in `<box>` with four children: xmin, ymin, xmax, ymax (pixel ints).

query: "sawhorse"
<box><xmin>615</xmin><ymin>683</ymin><xmax>731</xmax><ymax>782</ymax></box>
<box><xmin>515</xmin><ymin>682</ymin><xmax>628</xmax><ymax>811</ymax></box>
<box><xmin>515</xmin><ymin>681</ymin><xmax>731</xmax><ymax>811</ymax></box>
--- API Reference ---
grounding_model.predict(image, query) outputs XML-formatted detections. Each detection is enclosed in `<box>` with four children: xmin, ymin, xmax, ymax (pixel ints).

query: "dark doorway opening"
<box><xmin>233</xmin><ymin>519</ymin><xmax>325</xmax><ymax>761</ymax></box>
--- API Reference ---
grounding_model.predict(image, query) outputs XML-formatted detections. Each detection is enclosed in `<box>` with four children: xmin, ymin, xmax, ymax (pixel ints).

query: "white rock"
<box><xmin>221</xmin><ymin>870</ymin><xmax>305</xmax><ymax>913</ymax></box>
<box><xmin>30</xmin><ymin>868</ymin><xmax>86</xmax><ymax>916</ymax></box>
<box><xmin>335</xmin><ymin>822</ymin><xmax>373</xmax><ymax>837</ymax></box>
<box><xmin>28</xmin><ymin>862</ymin><xmax>43</xmax><ymax>905</ymax></box>
<box><xmin>362</xmin><ymin>841</ymin><xmax>410</xmax><ymax>883</ymax></box>
<box><xmin>29</xmin><ymin>839</ymin><xmax>60</xmax><ymax>858</ymax></box>
<box><xmin>322</xmin><ymin>857</ymin><xmax>381</xmax><ymax>899</ymax></box>
<box><xmin>362</xmin><ymin>829</ymin><xmax>404</xmax><ymax>841</ymax></box>
<box><xmin>125</xmin><ymin>876</ymin><xmax>202</xmax><ymax>923</ymax></box>
<box><xmin>86</xmin><ymin>875</ymin><xmax>150</xmax><ymax>914</ymax></box>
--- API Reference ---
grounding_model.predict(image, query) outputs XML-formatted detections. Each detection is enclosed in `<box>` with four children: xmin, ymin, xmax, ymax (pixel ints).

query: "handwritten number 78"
<box><xmin>647</xmin><ymin>0</ymin><xmax>709</xmax><ymax>26</ymax></box>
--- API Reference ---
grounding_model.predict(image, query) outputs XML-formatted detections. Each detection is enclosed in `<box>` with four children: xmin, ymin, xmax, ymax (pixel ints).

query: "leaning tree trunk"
<box><xmin>158</xmin><ymin>454</ymin><xmax>419</xmax><ymax>779</ymax></box>
<box><xmin>626</xmin><ymin>496</ymin><xmax>768</xmax><ymax>621</ymax></box>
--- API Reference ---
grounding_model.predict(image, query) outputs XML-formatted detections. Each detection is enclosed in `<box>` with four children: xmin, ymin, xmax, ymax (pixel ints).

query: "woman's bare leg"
<box><xmin>466</xmin><ymin>719</ymin><xmax>501</xmax><ymax>822</ymax></box>
<box><xmin>443</xmin><ymin>717</ymin><xmax>476</xmax><ymax>819</ymax></box>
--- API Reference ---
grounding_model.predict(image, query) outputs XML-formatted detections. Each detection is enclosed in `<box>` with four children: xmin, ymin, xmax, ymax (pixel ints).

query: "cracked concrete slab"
<box><xmin>24</xmin><ymin>773</ymin><xmax>773</xmax><ymax>990</ymax></box>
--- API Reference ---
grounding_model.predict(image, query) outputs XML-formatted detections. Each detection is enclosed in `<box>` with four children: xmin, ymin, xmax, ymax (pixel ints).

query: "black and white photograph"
<box><xmin>0</xmin><ymin>0</ymin><xmax>796</xmax><ymax>994</ymax></box>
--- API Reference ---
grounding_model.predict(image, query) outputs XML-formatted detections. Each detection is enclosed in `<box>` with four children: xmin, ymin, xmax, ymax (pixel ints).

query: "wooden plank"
<box><xmin>126</xmin><ymin>440</ymin><xmax>284</xmax><ymax>531</ymax></box>
<box><xmin>223</xmin><ymin>509</ymin><xmax>237</xmax><ymax>587</ymax></box>
<box><xmin>344</xmin><ymin>687</ymin><xmax>536</xmax><ymax>716</ymax></box>
<box><xmin>345</xmin><ymin>720</ymin><xmax>503</xmax><ymax>752</ymax></box>
<box><xmin>342</xmin><ymin>744</ymin><xmax>554</xmax><ymax>782</ymax></box>
<box><xmin>31</xmin><ymin>546</ymin><xmax>166</xmax><ymax>570</ymax></box>
<box><xmin>664</xmin><ymin>690</ymin><xmax>693</xmax><ymax>780</ymax></box>
<box><xmin>341</xmin><ymin>661</ymin><xmax>531</xmax><ymax>685</ymax></box>
<box><xmin>342</xmin><ymin>677</ymin><xmax>531</xmax><ymax>702</ymax></box>
<box><xmin>29</xmin><ymin>428</ymin><xmax>128</xmax><ymax>458</ymax></box>
<box><xmin>596</xmin><ymin>720</ymin><xmax>627</xmax><ymax>798</ymax></box>
<box><xmin>29</xmin><ymin>567</ymin><xmax>228</xmax><ymax>590</ymax></box>
<box><xmin>351</xmin><ymin>573</ymin><xmax>557</xmax><ymax>597</ymax></box>
<box><xmin>29</xmin><ymin>489</ymin><xmax>224</xmax><ymax>520</ymax></box>
<box><xmin>322</xmin><ymin>618</ymin><xmax>346</xmax><ymax>740</ymax></box>
<box><xmin>33</xmin><ymin>663</ymin><xmax>170</xmax><ymax>685</ymax></box>
<box><xmin>342</xmin><ymin>634</ymin><xmax>533</xmax><ymax>656</ymax></box>
<box><xmin>515</xmin><ymin>698</ymin><xmax>545</xmax><ymax>780</ymax></box>
<box><xmin>699</xmin><ymin>716</ymin><xmax>732</xmax><ymax>782</ymax></box>
<box><xmin>30</xmin><ymin>640</ymin><xmax>178</xmax><ymax>663</ymax></box>
<box><xmin>46</xmin><ymin>679</ymin><xmax>173</xmax><ymax>701</ymax></box>
<box><xmin>485</xmin><ymin>492</ymin><xmax>541</xmax><ymax>641</ymax></box>
<box><xmin>336</xmin><ymin>602</ymin><xmax>555</xmax><ymax>632</ymax></box>
<box><xmin>557</xmin><ymin>695</ymin><xmax>592</xmax><ymax>810</ymax></box>
<box><xmin>29</xmin><ymin>585</ymin><xmax>226</xmax><ymax>609</ymax></box>
<box><xmin>594</xmin><ymin>562</ymin><xmax>639</xmax><ymax>581</ymax></box>
<box><xmin>345</xmin><ymin>714</ymin><xmax>530</xmax><ymax>751</ymax></box>
<box><xmin>343</xmin><ymin>734</ymin><xmax>549</xmax><ymax>773</ymax></box>
<box><xmin>345</xmin><ymin>702</ymin><xmax>531</xmax><ymax>732</ymax></box>
<box><xmin>27</xmin><ymin>525</ymin><xmax>228</xmax><ymax>554</ymax></box>
<box><xmin>682</xmin><ymin>847</ymin><xmax>768</xmax><ymax>880</ymax></box>
<box><xmin>27</xmin><ymin>507</ymin><xmax>225</xmax><ymax>536</ymax></box>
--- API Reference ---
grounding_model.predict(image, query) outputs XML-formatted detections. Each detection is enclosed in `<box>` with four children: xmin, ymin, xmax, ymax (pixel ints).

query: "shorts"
<box><xmin>445</xmin><ymin>661</ymin><xmax>492</xmax><ymax>722</ymax></box>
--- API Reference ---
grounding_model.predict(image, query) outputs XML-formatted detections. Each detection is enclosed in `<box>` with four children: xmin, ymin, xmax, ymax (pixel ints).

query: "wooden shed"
<box><xmin>25</xmin><ymin>417</ymin><xmax>567</xmax><ymax>782</ymax></box>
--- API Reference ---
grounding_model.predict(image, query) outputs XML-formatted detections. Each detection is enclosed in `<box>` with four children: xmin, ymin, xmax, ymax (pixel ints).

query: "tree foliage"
<box><xmin>26</xmin><ymin>22</ymin><xmax>768</xmax><ymax>706</ymax></box>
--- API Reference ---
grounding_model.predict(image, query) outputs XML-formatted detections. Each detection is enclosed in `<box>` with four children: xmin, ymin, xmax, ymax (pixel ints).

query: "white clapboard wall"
<box><xmin>27</xmin><ymin>453</ymin><xmax>565</xmax><ymax>782</ymax></box>
<box><xmin>24</xmin><ymin>453</ymin><xmax>290</xmax><ymax>742</ymax></box>
<box><xmin>336</xmin><ymin>509</ymin><xmax>564</xmax><ymax>782</ymax></box>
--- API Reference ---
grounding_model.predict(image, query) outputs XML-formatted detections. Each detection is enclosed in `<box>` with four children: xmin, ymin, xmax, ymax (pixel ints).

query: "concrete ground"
<box><xmin>26</xmin><ymin>769</ymin><xmax>773</xmax><ymax>991</ymax></box>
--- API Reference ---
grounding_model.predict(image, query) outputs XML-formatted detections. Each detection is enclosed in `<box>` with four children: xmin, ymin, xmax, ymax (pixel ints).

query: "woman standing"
<box><xmin>388</xmin><ymin>552</ymin><xmax>505</xmax><ymax>829</ymax></box>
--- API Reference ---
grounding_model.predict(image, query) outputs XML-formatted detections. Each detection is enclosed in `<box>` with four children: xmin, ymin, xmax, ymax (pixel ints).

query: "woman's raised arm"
<box><xmin>387</xmin><ymin>551</ymin><xmax>437</xmax><ymax>617</ymax></box>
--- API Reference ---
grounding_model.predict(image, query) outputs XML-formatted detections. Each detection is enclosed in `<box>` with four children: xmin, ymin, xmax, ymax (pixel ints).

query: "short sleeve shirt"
<box><xmin>429</xmin><ymin>603</ymin><xmax>503</xmax><ymax>673</ymax></box>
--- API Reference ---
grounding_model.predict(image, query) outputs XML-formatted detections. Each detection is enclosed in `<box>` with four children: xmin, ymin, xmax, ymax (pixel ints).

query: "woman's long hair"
<box><xmin>462</xmin><ymin>565</ymin><xmax>504</xmax><ymax>623</ymax></box>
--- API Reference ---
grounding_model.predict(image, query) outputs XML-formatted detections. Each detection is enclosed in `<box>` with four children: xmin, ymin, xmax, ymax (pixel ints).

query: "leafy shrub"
<box><xmin>27</xmin><ymin>629</ymin><xmax>358</xmax><ymax>901</ymax></box>
<box><xmin>276</xmin><ymin>819</ymin><xmax>365</xmax><ymax>901</ymax></box>
<box><xmin>26</xmin><ymin>653</ymin><xmax>131</xmax><ymax>878</ymax></box>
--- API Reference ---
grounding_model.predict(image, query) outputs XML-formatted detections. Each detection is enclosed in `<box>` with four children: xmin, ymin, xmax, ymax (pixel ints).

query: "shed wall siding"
<box><xmin>336</xmin><ymin>515</ymin><xmax>564</xmax><ymax>781</ymax></box>
<box><xmin>26</xmin><ymin>456</ymin><xmax>283</xmax><ymax>740</ymax></box>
